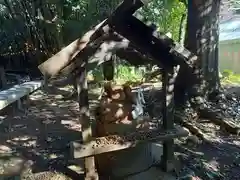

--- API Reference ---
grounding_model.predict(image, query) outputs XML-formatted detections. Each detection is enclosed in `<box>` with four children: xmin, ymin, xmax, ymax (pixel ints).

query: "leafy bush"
<box><xmin>91</xmin><ymin>64</ymin><xmax>143</xmax><ymax>84</ymax></box>
<box><xmin>115</xmin><ymin>65</ymin><xmax>143</xmax><ymax>83</ymax></box>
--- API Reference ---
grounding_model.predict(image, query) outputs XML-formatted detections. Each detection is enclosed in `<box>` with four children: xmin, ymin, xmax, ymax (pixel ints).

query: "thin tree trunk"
<box><xmin>178</xmin><ymin>13</ymin><xmax>187</xmax><ymax>45</ymax></box>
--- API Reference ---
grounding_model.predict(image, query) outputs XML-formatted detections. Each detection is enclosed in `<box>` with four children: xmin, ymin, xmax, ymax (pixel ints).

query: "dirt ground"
<box><xmin>175</xmin><ymin>123</ymin><xmax>240</xmax><ymax>179</ymax></box>
<box><xmin>0</xmin><ymin>81</ymin><xmax>239</xmax><ymax>180</ymax></box>
<box><xmin>0</xmin><ymin>82</ymin><xmax>84</xmax><ymax>179</ymax></box>
<box><xmin>146</xmin><ymin>84</ymin><xmax>240</xmax><ymax>180</ymax></box>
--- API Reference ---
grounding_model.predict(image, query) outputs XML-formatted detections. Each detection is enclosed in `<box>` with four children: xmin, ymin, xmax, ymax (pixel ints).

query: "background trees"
<box><xmin>0</xmin><ymin>0</ymin><xmax>238</xmax><ymax>116</ymax></box>
<box><xmin>0</xmin><ymin>0</ymin><xmax>187</xmax><ymax>67</ymax></box>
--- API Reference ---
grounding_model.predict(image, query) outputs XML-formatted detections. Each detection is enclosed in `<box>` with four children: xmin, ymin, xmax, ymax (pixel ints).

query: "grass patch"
<box><xmin>221</xmin><ymin>69</ymin><xmax>240</xmax><ymax>85</ymax></box>
<box><xmin>90</xmin><ymin>64</ymin><xmax>144</xmax><ymax>85</ymax></box>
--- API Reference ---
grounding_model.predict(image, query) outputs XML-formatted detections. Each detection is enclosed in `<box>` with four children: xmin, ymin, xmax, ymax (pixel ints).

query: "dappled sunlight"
<box><xmin>0</xmin><ymin>84</ymin><xmax>86</xmax><ymax>178</ymax></box>
<box><xmin>175</xmin><ymin>137</ymin><xmax>240</xmax><ymax>178</ymax></box>
<box><xmin>38</xmin><ymin>20</ymin><xmax>107</xmax><ymax>78</ymax></box>
<box><xmin>185</xmin><ymin>0</ymin><xmax>222</xmax><ymax>94</ymax></box>
<box><xmin>0</xmin><ymin>80</ymin><xmax>43</xmax><ymax>110</ymax></box>
<box><xmin>0</xmin><ymin>0</ymin><xmax>240</xmax><ymax>179</ymax></box>
<box><xmin>9</xmin><ymin>135</ymin><xmax>38</xmax><ymax>148</ymax></box>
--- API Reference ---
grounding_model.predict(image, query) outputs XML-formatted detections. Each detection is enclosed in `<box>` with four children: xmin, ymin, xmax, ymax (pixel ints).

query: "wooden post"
<box><xmin>17</xmin><ymin>99</ymin><xmax>23</xmax><ymax>111</ymax></box>
<box><xmin>24</xmin><ymin>95</ymin><xmax>30</xmax><ymax>115</ymax></box>
<box><xmin>43</xmin><ymin>75</ymin><xmax>48</xmax><ymax>92</ymax></box>
<box><xmin>102</xmin><ymin>55</ymin><xmax>115</xmax><ymax>81</ymax></box>
<box><xmin>76</xmin><ymin>66</ymin><xmax>99</xmax><ymax>180</ymax></box>
<box><xmin>161</xmin><ymin>67</ymin><xmax>175</xmax><ymax>172</ymax></box>
<box><xmin>0</xmin><ymin>66</ymin><xmax>7</xmax><ymax>90</ymax></box>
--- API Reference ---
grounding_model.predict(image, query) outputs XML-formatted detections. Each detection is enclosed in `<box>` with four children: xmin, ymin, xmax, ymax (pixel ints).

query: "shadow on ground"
<box><xmin>175</xmin><ymin>137</ymin><xmax>240</xmax><ymax>179</ymax></box>
<box><xmin>0</xmin><ymin>82</ymin><xmax>100</xmax><ymax>179</ymax></box>
<box><xmin>0</xmin><ymin>81</ymin><xmax>239</xmax><ymax>180</ymax></box>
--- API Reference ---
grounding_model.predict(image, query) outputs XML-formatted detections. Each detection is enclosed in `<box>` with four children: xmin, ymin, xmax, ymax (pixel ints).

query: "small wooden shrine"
<box><xmin>38</xmin><ymin>0</ymin><xmax>200</xmax><ymax>179</ymax></box>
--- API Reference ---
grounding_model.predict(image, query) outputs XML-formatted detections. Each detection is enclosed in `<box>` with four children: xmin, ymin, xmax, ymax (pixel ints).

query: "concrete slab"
<box><xmin>123</xmin><ymin>142</ymin><xmax>176</xmax><ymax>180</ymax></box>
<box><xmin>109</xmin><ymin>141</ymin><xmax>177</xmax><ymax>180</ymax></box>
<box><xmin>125</xmin><ymin>167</ymin><xmax>176</xmax><ymax>180</ymax></box>
<box><xmin>151</xmin><ymin>142</ymin><xmax>163</xmax><ymax>163</ymax></box>
<box><xmin>111</xmin><ymin>143</ymin><xmax>154</xmax><ymax>177</ymax></box>
<box><xmin>70</xmin><ymin>141</ymin><xmax>177</xmax><ymax>179</ymax></box>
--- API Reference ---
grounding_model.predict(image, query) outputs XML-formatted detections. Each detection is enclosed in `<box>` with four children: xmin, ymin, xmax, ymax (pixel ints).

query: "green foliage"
<box><xmin>222</xmin><ymin>69</ymin><xmax>234</xmax><ymax>77</ymax></box>
<box><xmin>0</xmin><ymin>0</ymin><xmax>186</xmax><ymax>55</ymax></box>
<box><xmin>115</xmin><ymin>65</ymin><xmax>143</xmax><ymax>83</ymax></box>
<box><xmin>139</xmin><ymin>0</ymin><xmax>186</xmax><ymax>41</ymax></box>
<box><xmin>91</xmin><ymin>67</ymin><xmax>104</xmax><ymax>82</ymax></box>
<box><xmin>0</xmin><ymin>0</ymin><xmax>187</xmax><ymax>70</ymax></box>
<box><xmin>91</xmin><ymin>64</ymin><xmax>143</xmax><ymax>83</ymax></box>
<box><xmin>229</xmin><ymin>0</ymin><xmax>240</xmax><ymax>10</ymax></box>
<box><xmin>221</xmin><ymin>69</ymin><xmax>240</xmax><ymax>84</ymax></box>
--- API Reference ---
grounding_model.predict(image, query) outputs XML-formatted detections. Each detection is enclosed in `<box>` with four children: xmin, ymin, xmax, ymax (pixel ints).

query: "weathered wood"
<box><xmin>160</xmin><ymin>67</ymin><xmax>179</xmax><ymax>172</ymax></box>
<box><xmin>58</xmin><ymin>14</ymin><xmax>198</xmax><ymax>79</ymax></box>
<box><xmin>111</xmin><ymin>0</ymin><xmax>146</xmax><ymax>18</ymax></box>
<box><xmin>39</xmin><ymin>2</ymin><xmax>197</xmax><ymax>79</ymax></box>
<box><xmin>59</xmin><ymin>32</ymin><xmax>115</xmax><ymax>76</ymax></box>
<box><xmin>38</xmin><ymin>0</ymin><xmax>146</xmax><ymax>79</ymax></box>
<box><xmin>110</xmin><ymin>15</ymin><xmax>198</xmax><ymax>71</ymax></box>
<box><xmin>59</xmin><ymin>32</ymin><xmax>156</xmax><ymax>77</ymax></box>
<box><xmin>71</xmin><ymin>125</ymin><xmax>188</xmax><ymax>159</ymax></box>
<box><xmin>116</xmin><ymin>47</ymin><xmax>152</xmax><ymax>66</ymax></box>
<box><xmin>76</xmin><ymin>65</ymin><xmax>98</xmax><ymax>180</ymax></box>
<box><xmin>41</xmin><ymin>27</ymin><xmax>130</xmax><ymax>78</ymax></box>
<box><xmin>38</xmin><ymin>20</ymin><xmax>107</xmax><ymax>78</ymax></box>
<box><xmin>0</xmin><ymin>81</ymin><xmax>43</xmax><ymax>111</ymax></box>
<box><xmin>110</xmin><ymin>18</ymin><xmax>174</xmax><ymax>70</ymax></box>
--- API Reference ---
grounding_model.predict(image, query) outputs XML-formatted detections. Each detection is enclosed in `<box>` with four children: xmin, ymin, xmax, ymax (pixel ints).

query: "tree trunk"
<box><xmin>174</xmin><ymin>0</ymin><xmax>240</xmax><ymax>138</ymax></box>
<box><xmin>175</xmin><ymin>0</ymin><xmax>221</xmax><ymax>105</ymax></box>
<box><xmin>185</xmin><ymin>0</ymin><xmax>221</xmax><ymax>97</ymax></box>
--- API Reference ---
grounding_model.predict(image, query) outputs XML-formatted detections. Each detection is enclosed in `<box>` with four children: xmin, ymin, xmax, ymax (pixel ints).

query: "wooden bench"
<box><xmin>0</xmin><ymin>80</ymin><xmax>43</xmax><ymax>113</ymax></box>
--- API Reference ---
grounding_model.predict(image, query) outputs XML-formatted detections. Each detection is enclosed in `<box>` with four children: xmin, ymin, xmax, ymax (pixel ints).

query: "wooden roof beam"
<box><xmin>38</xmin><ymin>0</ymin><xmax>147</xmax><ymax>78</ymax></box>
<box><xmin>58</xmin><ymin>32</ymin><xmax>154</xmax><ymax>77</ymax></box>
<box><xmin>109</xmin><ymin>15</ymin><xmax>198</xmax><ymax>71</ymax></box>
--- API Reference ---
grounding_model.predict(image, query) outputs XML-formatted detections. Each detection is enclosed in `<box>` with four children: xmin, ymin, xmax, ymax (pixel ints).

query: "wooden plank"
<box><xmin>161</xmin><ymin>67</ymin><xmax>178</xmax><ymax>172</ymax></box>
<box><xmin>71</xmin><ymin>125</ymin><xmax>188</xmax><ymax>159</ymax></box>
<box><xmin>0</xmin><ymin>80</ymin><xmax>43</xmax><ymax>110</ymax></box>
<box><xmin>38</xmin><ymin>20</ymin><xmax>107</xmax><ymax>78</ymax></box>
<box><xmin>109</xmin><ymin>16</ymin><xmax>175</xmax><ymax>70</ymax></box>
<box><xmin>38</xmin><ymin>0</ymin><xmax>146</xmax><ymax>79</ymax></box>
<box><xmin>58</xmin><ymin>13</ymin><xmax>196</xmax><ymax>78</ymax></box>
<box><xmin>110</xmin><ymin>15</ymin><xmax>198</xmax><ymax>71</ymax></box>
<box><xmin>59</xmin><ymin>33</ymin><xmax>151</xmax><ymax>76</ymax></box>
<box><xmin>59</xmin><ymin>32</ymin><xmax>114</xmax><ymax>76</ymax></box>
<box><xmin>112</xmin><ymin>0</ymin><xmax>146</xmax><ymax>18</ymax></box>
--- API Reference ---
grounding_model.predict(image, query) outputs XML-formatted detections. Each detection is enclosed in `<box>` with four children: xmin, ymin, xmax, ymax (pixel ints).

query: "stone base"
<box><xmin>125</xmin><ymin>167</ymin><xmax>176</xmax><ymax>180</ymax></box>
<box><xmin>70</xmin><ymin>141</ymin><xmax>178</xmax><ymax>180</ymax></box>
<box><xmin>124</xmin><ymin>142</ymin><xmax>176</xmax><ymax>180</ymax></box>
